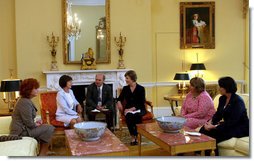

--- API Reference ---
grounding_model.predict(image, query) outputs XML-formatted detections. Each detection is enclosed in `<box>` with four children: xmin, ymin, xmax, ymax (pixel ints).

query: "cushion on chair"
<box><xmin>217</xmin><ymin>137</ymin><xmax>237</xmax><ymax>149</ymax></box>
<box><xmin>218</xmin><ymin>149</ymin><xmax>245</xmax><ymax>156</ymax></box>
<box><xmin>234</xmin><ymin>137</ymin><xmax>249</xmax><ymax>155</ymax></box>
<box><xmin>142</xmin><ymin>111</ymin><xmax>154</xmax><ymax>121</ymax></box>
<box><xmin>0</xmin><ymin>136</ymin><xmax>38</xmax><ymax>156</ymax></box>
<box><xmin>50</xmin><ymin>119</ymin><xmax>65</xmax><ymax>127</ymax></box>
<box><xmin>0</xmin><ymin>116</ymin><xmax>12</xmax><ymax>134</ymax></box>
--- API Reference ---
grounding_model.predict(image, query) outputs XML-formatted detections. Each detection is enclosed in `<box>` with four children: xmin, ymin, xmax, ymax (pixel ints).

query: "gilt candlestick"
<box><xmin>47</xmin><ymin>32</ymin><xmax>60</xmax><ymax>71</ymax></box>
<box><xmin>114</xmin><ymin>32</ymin><xmax>126</xmax><ymax>69</ymax></box>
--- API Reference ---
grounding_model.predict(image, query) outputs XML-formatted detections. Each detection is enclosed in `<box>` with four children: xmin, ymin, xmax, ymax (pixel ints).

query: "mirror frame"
<box><xmin>62</xmin><ymin>0</ymin><xmax>111</xmax><ymax>64</ymax></box>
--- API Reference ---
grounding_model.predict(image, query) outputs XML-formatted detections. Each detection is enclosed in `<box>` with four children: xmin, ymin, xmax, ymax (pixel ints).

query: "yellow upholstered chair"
<box><xmin>0</xmin><ymin>116</ymin><xmax>39</xmax><ymax>156</ymax></box>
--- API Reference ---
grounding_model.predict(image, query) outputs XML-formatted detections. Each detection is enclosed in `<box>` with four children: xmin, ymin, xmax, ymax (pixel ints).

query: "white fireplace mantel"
<box><xmin>43</xmin><ymin>69</ymin><xmax>130</xmax><ymax>97</ymax></box>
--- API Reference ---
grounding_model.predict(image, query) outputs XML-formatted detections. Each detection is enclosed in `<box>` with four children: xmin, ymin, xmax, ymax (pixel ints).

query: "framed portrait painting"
<box><xmin>180</xmin><ymin>2</ymin><xmax>215</xmax><ymax>49</ymax></box>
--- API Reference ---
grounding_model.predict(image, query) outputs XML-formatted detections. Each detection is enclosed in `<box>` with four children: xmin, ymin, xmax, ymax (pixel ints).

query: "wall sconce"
<box><xmin>47</xmin><ymin>32</ymin><xmax>59</xmax><ymax>71</ymax></box>
<box><xmin>1</xmin><ymin>79</ymin><xmax>22</xmax><ymax>112</ymax></box>
<box><xmin>173</xmin><ymin>73</ymin><xmax>190</xmax><ymax>97</ymax></box>
<box><xmin>114</xmin><ymin>32</ymin><xmax>127</xmax><ymax>69</ymax></box>
<box><xmin>190</xmin><ymin>63</ymin><xmax>206</xmax><ymax>77</ymax></box>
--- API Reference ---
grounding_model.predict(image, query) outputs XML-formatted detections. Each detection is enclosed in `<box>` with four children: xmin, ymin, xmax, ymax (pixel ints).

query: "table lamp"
<box><xmin>173</xmin><ymin>73</ymin><xmax>190</xmax><ymax>97</ymax></box>
<box><xmin>1</xmin><ymin>79</ymin><xmax>21</xmax><ymax>112</ymax></box>
<box><xmin>190</xmin><ymin>63</ymin><xmax>206</xmax><ymax>77</ymax></box>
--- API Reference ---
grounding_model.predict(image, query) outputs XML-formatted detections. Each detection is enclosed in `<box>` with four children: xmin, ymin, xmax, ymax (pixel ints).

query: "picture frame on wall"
<box><xmin>180</xmin><ymin>2</ymin><xmax>215</xmax><ymax>49</ymax></box>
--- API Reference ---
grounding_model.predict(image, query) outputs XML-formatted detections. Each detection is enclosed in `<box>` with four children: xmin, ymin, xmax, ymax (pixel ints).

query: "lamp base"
<box><xmin>179</xmin><ymin>87</ymin><xmax>188</xmax><ymax>98</ymax></box>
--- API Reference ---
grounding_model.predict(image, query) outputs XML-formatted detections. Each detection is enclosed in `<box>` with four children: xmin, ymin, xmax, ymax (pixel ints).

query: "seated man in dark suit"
<box><xmin>86</xmin><ymin>74</ymin><xmax>113</xmax><ymax>129</ymax></box>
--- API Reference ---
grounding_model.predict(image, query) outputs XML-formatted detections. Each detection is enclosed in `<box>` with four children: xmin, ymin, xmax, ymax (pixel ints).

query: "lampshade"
<box><xmin>173</xmin><ymin>73</ymin><xmax>190</xmax><ymax>80</ymax></box>
<box><xmin>0</xmin><ymin>79</ymin><xmax>21</xmax><ymax>92</ymax></box>
<box><xmin>190</xmin><ymin>63</ymin><xmax>206</xmax><ymax>70</ymax></box>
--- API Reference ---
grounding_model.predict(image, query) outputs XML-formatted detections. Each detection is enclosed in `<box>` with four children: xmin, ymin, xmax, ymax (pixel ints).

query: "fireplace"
<box><xmin>43</xmin><ymin>69</ymin><xmax>130</xmax><ymax>98</ymax></box>
<box><xmin>71</xmin><ymin>84</ymin><xmax>113</xmax><ymax>107</ymax></box>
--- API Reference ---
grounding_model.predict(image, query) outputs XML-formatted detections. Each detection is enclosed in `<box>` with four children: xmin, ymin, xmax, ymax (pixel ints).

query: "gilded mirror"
<box><xmin>62</xmin><ymin>0</ymin><xmax>111</xmax><ymax>64</ymax></box>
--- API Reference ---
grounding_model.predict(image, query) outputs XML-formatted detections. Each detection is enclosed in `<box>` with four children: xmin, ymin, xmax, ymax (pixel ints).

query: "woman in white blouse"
<box><xmin>56</xmin><ymin>75</ymin><xmax>83</xmax><ymax>128</ymax></box>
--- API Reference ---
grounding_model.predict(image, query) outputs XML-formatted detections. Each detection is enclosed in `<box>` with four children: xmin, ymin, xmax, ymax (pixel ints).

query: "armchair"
<box><xmin>118</xmin><ymin>100</ymin><xmax>154</xmax><ymax>130</ymax></box>
<box><xmin>39</xmin><ymin>91</ymin><xmax>68</xmax><ymax>149</ymax></box>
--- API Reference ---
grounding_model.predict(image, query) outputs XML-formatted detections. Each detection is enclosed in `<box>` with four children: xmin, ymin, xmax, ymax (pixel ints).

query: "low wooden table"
<box><xmin>137</xmin><ymin>122</ymin><xmax>216</xmax><ymax>156</ymax></box>
<box><xmin>65</xmin><ymin>129</ymin><xmax>129</xmax><ymax>156</ymax></box>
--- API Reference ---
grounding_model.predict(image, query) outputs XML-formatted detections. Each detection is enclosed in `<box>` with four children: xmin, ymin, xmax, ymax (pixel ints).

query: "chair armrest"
<box><xmin>145</xmin><ymin>101</ymin><xmax>153</xmax><ymax>114</ymax></box>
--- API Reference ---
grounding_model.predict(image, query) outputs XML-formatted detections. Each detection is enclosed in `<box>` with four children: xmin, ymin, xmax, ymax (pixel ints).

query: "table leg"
<box><xmin>210</xmin><ymin>149</ymin><xmax>215</xmax><ymax>156</ymax></box>
<box><xmin>138</xmin><ymin>134</ymin><xmax>141</xmax><ymax>156</ymax></box>
<box><xmin>170</xmin><ymin>101</ymin><xmax>176</xmax><ymax>116</ymax></box>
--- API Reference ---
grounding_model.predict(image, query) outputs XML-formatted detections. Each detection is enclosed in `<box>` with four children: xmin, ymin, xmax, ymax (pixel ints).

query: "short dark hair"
<box><xmin>190</xmin><ymin>77</ymin><xmax>205</xmax><ymax>93</ymax></box>
<box><xmin>125</xmin><ymin>70</ymin><xmax>137</xmax><ymax>82</ymax></box>
<box><xmin>20</xmin><ymin>78</ymin><xmax>39</xmax><ymax>98</ymax></box>
<box><xmin>218</xmin><ymin>76</ymin><xmax>237</xmax><ymax>93</ymax></box>
<box><xmin>59</xmin><ymin>75</ymin><xmax>72</xmax><ymax>88</ymax></box>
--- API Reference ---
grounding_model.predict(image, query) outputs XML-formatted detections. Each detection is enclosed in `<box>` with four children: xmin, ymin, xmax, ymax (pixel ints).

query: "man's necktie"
<box><xmin>97</xmin><ymin>87</ymin><xmax>102</xmax><ymax>106</ymax></box>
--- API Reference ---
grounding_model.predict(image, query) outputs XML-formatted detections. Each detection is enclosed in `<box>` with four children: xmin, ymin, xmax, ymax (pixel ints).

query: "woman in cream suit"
<box><xmin>56</xmin><ymin>75</ymin><xmax>83</xmax><ymax>128</ymax></box>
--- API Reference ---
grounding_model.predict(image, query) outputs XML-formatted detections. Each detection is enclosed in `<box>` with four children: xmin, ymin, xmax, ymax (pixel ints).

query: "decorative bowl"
<box><xmin>156</xmin><ymin>116</ymin><xmax>186</xmax><ymax>133</ymax></box>
<box><xmin>74</xmin><ymin>121</ymin><xmax>107</xmax><ymax>141</ymax></box>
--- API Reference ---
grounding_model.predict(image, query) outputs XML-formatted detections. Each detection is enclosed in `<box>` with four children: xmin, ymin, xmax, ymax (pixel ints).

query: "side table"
<box><xmin>163</xmin><ymin>94</ymin><xmax>186</xmax><ymax>116</ymax></box>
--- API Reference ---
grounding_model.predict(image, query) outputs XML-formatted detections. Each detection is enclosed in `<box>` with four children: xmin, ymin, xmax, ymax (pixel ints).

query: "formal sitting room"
<box><xmin>0</xmin><ymin>0</ymin><xmax>250</xmax><ymax>157</ymax></box>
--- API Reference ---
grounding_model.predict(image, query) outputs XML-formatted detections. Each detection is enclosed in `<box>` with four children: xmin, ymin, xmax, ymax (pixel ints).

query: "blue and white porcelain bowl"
<box><xmin>156</xmin><ymin>116</ymin><xmax>186</xmax><ymax>133</ymax></box>
<box><xmin>74</xmin><ymin>121</ymin><xmax>107</xmax><ymax>141</ymax></box>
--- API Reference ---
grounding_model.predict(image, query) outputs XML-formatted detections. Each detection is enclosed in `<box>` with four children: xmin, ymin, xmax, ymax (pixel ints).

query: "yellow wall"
<box><xmin>152</xmin><ymin>0</ymin><xmax>246</xmax><ymax>81</ymax></box>
<box><xmin>0</xmin><ymin>0</ymin><xmax>16</xmax><ymax>108</ymax></box>
<box><xmin>0</xmin><ymin>0</ymin><xmax>249</xmax><ymax>111</ymax></box>
<box><xmin>13</xmin><ymin>0</ymin><xmax>152</xmax><ymax>83</ymax></box>
<box><xmin>151</xmin><ymin>0</ymin><xmax>248</xmax><ymax>108</ymax></box>
<box><xmin>0</xmin><ymin>0</ymin><xmax>16</xmax><ymax>79</ymax></box>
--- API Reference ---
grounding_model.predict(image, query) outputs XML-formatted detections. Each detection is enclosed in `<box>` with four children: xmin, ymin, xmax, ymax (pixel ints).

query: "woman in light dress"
<box><xmin>181</xmin><ymin>77</ymin><xmax>215</xmax><ymax>129</ymax></box>
<box><xmin>56</xmin><ymin>75</ymin><xmax>83</xmax><ymax>128</ymax></box>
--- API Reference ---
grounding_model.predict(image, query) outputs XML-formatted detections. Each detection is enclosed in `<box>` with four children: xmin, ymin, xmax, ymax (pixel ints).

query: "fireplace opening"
<box><xmin>71</xmin><ymin>84</ymin><xmax>114</xmax><ymax>109</ymax></box>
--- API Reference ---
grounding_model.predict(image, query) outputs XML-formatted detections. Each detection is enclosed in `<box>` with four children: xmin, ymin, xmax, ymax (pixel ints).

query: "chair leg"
<box><xmin>119</xmin><ymin>119</ymin><xmax>123</xmax><ymax>131</ymax></box>
<box><xmin>49</xmin><ymin>137</ymin><xmax>54</xmax><ymax>150</ymax></box>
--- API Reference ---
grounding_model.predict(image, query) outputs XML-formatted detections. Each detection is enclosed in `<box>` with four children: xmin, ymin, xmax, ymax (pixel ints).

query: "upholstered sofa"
<box><xmin>213</xmin><ymin>94</ymin><xmax>249</xmax><ymax>156</ymax></box>
<box><xmin>0</xmin><ymin>116</ymin><xmax>39</xmax><ymax>156</ymax></box>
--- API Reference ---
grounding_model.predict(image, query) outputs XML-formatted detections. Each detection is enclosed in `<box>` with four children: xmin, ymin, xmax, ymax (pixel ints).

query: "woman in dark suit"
<box><xmin>10</xmin><ymin>78</ymin><xmax>55</xmax><ymax>156</ymax></box>
<box><xmin>116</xmin><ymin>70</ymin><xmax>146</xmax><ymax>145</ymax></box>
<box><xmin>200</xmin><ymin>76</ymin><xmax>249</xmax><ymax>155</ymax></box>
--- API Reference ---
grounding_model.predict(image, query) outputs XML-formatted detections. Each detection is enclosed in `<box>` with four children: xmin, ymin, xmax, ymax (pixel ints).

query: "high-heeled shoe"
<box><xmin>130</xmin><ymin>140</ymin><xmax>138</xmax><ymax>146</ymax></box>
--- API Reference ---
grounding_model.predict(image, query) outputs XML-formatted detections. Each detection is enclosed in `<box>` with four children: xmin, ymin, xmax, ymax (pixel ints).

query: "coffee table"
<box><xmin>137</xmin><ymin>122</ymin><xmax>216</xmax><ymax>156</ymax></box>
<box><xmin>65</xmin><ymin>129</ymin><xmax>129</xmax><ymax>156</ymax></box>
